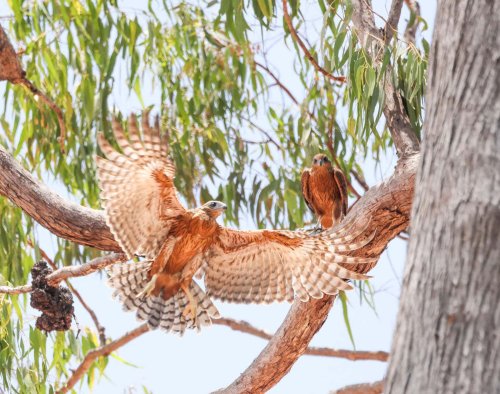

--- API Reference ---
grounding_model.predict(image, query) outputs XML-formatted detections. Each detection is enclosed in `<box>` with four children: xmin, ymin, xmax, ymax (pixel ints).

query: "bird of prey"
<box><xmin>96</xmin><ymin>114</ymin><xmax>374</xmax><ymax>334</ymax></box>
<box><xmin>301</xmin><ymin>153</ymin><xmax>348</xmax><ymax>230</ymax></box>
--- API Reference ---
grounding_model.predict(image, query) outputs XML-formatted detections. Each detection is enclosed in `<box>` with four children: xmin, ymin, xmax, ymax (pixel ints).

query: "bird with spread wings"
<box><xmin>301</xmin><ymin>153</ymin><xmax>348</xmax><ymax>230</ymax></box>
<box><xmin>96</xmin><ymin>113</ymin><xmax>375</xmax><ymax>334</ymax></box>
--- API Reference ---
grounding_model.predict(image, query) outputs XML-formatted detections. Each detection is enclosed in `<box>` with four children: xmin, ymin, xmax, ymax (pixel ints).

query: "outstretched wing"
<box><xmin>204</xmin><ymin>223</ymin><xmax>375</xmax><ymax>304</ymax></box>
<box><xmin>96</xmin><ymin>112</ymin><xmax>185</xmax><ymax>259</ymax></box>
<box><xmin>300</xmin><ymin>168</ymin><xmax>314</xmax><ymax>212</ymax></box>
<box><xmin>332</xmin><ymin>167</ymin><xmax>348</xmax><ymax>216</ymax></box>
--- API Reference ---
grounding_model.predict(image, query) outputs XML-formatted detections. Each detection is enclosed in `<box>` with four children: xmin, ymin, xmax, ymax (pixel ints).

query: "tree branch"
<box><xmin>331</xmin><ymin>380</ymin><xmax>384</xmax><ymax>394</ymax></box>
<box><xmin>214</xmin><ymin>318</ymin><xmax>388</xmax><ymax>361</ymax></box>
<box><xmin>216</xmin><ymin>153</ymin><xmax>418</xmax><ymax>393</ymax></box>
<box><xmin>350</xmin><ymin>0</ymin><xmax>420</xmax><ymax>158</ymax></box>
<box><xmin>57</xmin><ymin>323</ymin><xmax>150</xmax><ymax>394</ymax></box>
<box><xmin>0</xmin><ymin>25</ymin><xmax>67</xmax><ymax>151</ymax></box>
<box><xmin>0</xmin><ymin>253</ymin><xmax>126</xmax><ymax>295</ymax></box>
<box><xmin>281</xmin><ymin>0</ymin><xmax>346</xmax><ymax>83</ymax></box>
<box><xmin>0</xmin><ymin>145</ymin><xmax>121</xmax><ymax>252</ymax></box>
<box><xmin>385</xmin><ymin>0</ymin><xmax>404</xmax><ymax>43</ymax></box>
<box><xmin>0</xmin><ymin>125</ymin><xmax>418</xmax><ymax>393</ymax></box>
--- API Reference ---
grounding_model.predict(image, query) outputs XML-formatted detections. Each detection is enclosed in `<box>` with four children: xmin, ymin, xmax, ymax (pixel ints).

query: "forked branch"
<box><xmin>0</xmin><ymin>132</ymin><xmax>417</xmax><ymax>392</ymax></box>
<box><xmin>350</xmin><ymin>0</ymin><xmax>420</xmax><ymax>158</ymax></box>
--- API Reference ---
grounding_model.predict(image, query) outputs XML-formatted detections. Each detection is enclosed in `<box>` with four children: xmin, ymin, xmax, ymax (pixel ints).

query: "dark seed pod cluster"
<box><xmin>30</xmin><ymin>261</ymin><xmax>74</xmax><ymax>332</ymax></box>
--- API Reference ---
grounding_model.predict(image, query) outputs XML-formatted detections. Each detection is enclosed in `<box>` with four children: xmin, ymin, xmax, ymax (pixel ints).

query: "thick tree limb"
<box><xmin>282</xmin><ymin>0</ymin><xmax>346</xmax><ymax>83</ymax></box>
<box><xmin>0</xmin><ymin>145</ymin><xmax>121</xmax><ymax>252</ymax></box>
<box><xmin>0</xmin><ymin>132</ymin><xmax>417</xmax><ymax>392</ymax></box>
<box><xmin>331</xmin><ymin>380</ymin><xmax>384</xmax><ymax>394</ymax></box>
<box><xmin>216</xmin><ymin>153</ymin><xmax>418</xmax><ymax>393</ymax></box>
<box><xmin>351</xmin><ymin>0</ymin><xmax>420</xmax><ymax>158</ymax></box>
<box><xmin>215</xmin><ymin>318</ymin><xmax>388</xmax><ymax>361</ymax></box>
<box><xmin>57</xmin><ymin>323</ymin><xmax>150</xmax><ymax>394</ymax></box>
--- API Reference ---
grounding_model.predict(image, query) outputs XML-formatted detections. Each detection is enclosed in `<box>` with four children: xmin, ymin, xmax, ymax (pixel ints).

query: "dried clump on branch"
<box><xmin>30</xmin><ymin>261</ymin><xmax>74</xmax><ymax>332</ymax></box>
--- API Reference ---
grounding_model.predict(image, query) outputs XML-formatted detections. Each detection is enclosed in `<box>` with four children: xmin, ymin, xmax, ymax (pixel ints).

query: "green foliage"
<box><xmin>0</xmin><ymin>0</ymin><xmax>429</xmax><ymax>391</ymax></box>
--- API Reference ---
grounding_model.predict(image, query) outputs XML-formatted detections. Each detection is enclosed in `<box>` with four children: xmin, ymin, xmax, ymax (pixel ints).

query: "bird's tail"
<box><xmin>107</xmin><ymin>261</ymin><xmax>220</xmax><ymax>334</ymax></box>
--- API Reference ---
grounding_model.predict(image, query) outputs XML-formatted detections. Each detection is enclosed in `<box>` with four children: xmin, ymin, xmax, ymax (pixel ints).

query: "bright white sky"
<box><xmin>0</xmin><ymin>1</ymin><xmax>436</xmax><ymax>393</ymax></box>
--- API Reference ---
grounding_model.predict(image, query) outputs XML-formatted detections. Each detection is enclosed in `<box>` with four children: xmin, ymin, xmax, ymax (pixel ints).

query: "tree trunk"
<box><xmin>385</xmin><ymin>1</ymin><xmax>500</xmax><ymax>393</ymax></box>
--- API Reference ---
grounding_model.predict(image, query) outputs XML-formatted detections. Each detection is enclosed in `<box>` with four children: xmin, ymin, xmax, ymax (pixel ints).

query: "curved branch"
<box><xmin>0</xmin><ymin>145</ymin><xmax>121</xmax><ymax>252</ymax></box>
<box><xmin>57</xmin><ymin>323</ymin><xmax>150</xmax><ymax>394</ymax></box>
<box><xmin>214</xmin><ymin>318</ymin><xmax>388</xmax><ymax>361</ymax></box>
<box><xmin>0</xmin><ymin>137</ymin><xmax>417</xmax><ymax>392</ymax></box>
<box><xmin>216</xmin><ymin>154</ymin><xmax>418</xmax><ymax>393</ymax></box>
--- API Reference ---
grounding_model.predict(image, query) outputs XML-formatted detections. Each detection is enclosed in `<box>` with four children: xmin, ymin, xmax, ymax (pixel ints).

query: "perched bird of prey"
<box><xmin>301</xmin><ymin>153</ymin><xmax>348</xmax><ymax>229</ymax></box>
<box><xmin>96</xmin><ymin>114</ymin><xmax>374</xmax><ymax>334</ymax></box>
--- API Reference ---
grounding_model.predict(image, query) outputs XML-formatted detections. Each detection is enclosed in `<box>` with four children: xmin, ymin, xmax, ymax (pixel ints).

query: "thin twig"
<box><xmin>282</xmin><ymin>0</ymin><xmax>346</xmax><ymax>83</ymax></box>
<box><xmin>57</xmin><ymin>323</ymin><xmax>150</xmax><ymax>394</ymax></box>
<box><xmin>215</xmin><ymin>318</ymin><xmax>388</xmax><ymax>361</ymax></box>
<box><xmin>16</xmin><ymin>78</ymin><xmax>67</xmax><ymax>152</ymax></box>
<box><xmin>254</xmin><ymin>60</ymin><xmax>318</xmax><ymax>122</ymax></box>
<box><xmin>350</xmin><ymin>169</ymin><xmax>369</xmax><ymax>191</ymax></box>
<box><xmin>239</xmin><ymin>114</ymin><xmax>282</xmax><ymax>150</ymax></box>
<box><xmin>255</xmin><ymin>61</ymin><xmax>300</xmax><ymax>106</ymax></box>
<box><xmin>0</xmin><ymin>253</ymin><xmax>127</xmax><ymax>295</ymax></box>
<box><xmin>0</xmin><ymin>284</ymin><xmax>32</xmax><ymax>295</ymax></box>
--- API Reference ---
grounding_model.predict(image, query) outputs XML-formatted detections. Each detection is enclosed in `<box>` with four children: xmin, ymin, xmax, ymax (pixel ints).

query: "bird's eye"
<box><xmin>210</xmin><ymin>202</ymin><xmax>217</xmax><ymax>208</ymax></box>
<box><xmin>324</xmin><ymin>157</ymin><xmax>329</xmax><ymax>162</ymax></box>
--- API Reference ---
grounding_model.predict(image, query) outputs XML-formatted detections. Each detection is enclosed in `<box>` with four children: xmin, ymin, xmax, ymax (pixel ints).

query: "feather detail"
<box><xmin>107</xmin><ymin>261</ymin><xmax>219</xmax><ymax>334</ymax></box>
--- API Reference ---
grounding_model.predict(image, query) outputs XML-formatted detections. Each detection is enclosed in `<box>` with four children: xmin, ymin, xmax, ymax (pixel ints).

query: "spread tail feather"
<box><xmin>107</xmin><ymin>261</ymin><xmax>220</xmax><ymax>334</ymax></box>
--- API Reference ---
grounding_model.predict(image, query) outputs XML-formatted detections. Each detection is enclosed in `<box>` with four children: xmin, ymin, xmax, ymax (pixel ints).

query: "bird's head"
<box><xmin>312</xmin><ymin>153</ymin><xmax>331</xmax><ymax>168</ymax></box>
<box><xmin>201</xmin><ymin>200</ymin><xmax>227</xmax><ymax>219</ymax></box>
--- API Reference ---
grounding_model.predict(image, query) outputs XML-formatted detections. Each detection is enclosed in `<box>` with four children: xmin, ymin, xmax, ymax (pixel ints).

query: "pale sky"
<box><xmin>0</xmin><ymin>1</ymin><xmax>437</xmax><ymax>393</ymax></box>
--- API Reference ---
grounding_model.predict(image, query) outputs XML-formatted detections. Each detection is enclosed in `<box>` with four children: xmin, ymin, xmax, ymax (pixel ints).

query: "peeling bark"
<box><xmin>385</xmin><ymin>1</ymin><xmax>500</xmax><ymax>392</ymax></box>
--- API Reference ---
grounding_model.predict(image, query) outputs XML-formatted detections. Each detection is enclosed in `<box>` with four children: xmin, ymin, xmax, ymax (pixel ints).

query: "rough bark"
<box><xmin>385</xmin><ymin>1</ymin><xmax>500</xmax><ymax>393</ymax></box>
<box><xmin>0</xmin><ymin>146</ymin><xmax>120</xmax><ymax>251</ymax></box>
<box><xmin>0</xmin><ymin>141</ymin><xmax>417</xmax><ymax>394</ymax></box>
<box><xmin>0</xmin><ymin>24</ymin><xmax>24</xmax><ymax>82</ymax></box>
<box><xmin>215</xmin><ymin>154</ymin><xmax>417</xmax><ymax>394</ymax></box>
